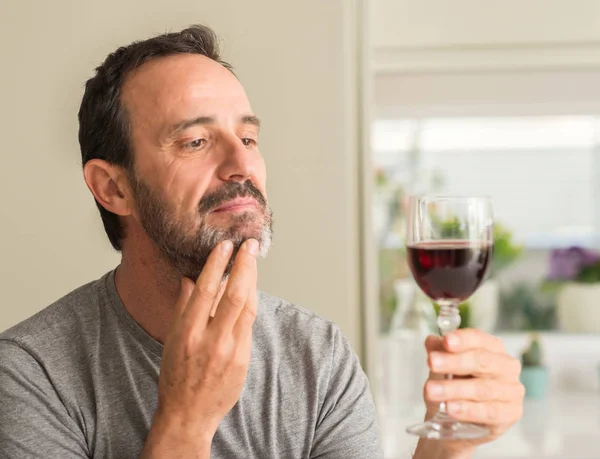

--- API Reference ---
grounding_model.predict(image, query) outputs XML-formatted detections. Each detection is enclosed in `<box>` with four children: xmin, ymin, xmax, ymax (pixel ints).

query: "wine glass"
<box><xmin>405</xmin><ymin>195</ymin><xmax>494</xmax><ymax>440</ymax></box>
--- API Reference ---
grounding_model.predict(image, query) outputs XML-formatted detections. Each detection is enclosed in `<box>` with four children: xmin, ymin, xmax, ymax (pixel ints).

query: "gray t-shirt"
<box><xmin>0</xmin><ymin>271</ymin><xmax>383</xmax><ymax>459</ymax></box>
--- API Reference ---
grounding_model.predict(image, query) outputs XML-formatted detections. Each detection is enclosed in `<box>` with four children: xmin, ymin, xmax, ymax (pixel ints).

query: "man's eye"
<box><xmin>185</xmin><ymin>139</ymin><xmax>206</xmax><ymax>149</ymax></box>
<box><xmin>242</xmin><ymin>138</ymin><xmax>257</xmax><ymax>147</ymax></box>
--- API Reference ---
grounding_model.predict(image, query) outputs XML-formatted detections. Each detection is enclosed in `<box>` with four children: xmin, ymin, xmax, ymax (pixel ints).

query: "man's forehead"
<box><xmin>122</xmin><ymin>54</ymin><xmax>249</xmax><ymax>116</ymax></box>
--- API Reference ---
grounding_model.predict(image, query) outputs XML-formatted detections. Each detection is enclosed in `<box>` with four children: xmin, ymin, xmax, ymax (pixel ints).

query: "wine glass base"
<box><xmin>406</xmin><ymin>417</ymin><xmax>490</xmax><ymax>440</ymax></box>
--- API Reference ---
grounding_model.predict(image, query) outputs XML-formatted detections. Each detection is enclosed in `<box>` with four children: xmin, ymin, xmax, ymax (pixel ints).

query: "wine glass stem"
<box><xmin>436</xmin><ymin>301</ymin><xmax>461</xmax><ymax>417</ymax></box>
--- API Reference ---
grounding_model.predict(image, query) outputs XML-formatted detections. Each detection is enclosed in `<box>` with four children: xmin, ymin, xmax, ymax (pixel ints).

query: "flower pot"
<box><xmin>556</xmin><ymin>283</ymin><xmax>600</xmax><ymax>333</ymax></box>
<box><xmin>520</xmin><ymin>366</ymin><xmax>549</xmax><ymax>399</ymax></box>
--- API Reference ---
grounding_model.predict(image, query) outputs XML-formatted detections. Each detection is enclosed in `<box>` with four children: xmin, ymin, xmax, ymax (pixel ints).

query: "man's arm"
<box><xmin>310</xmin><ymin>326</ymin><xmax>385</xmax><ymax>459</ymax></box>
<box><xmin>0</xmin><ymin>339</ymin><xmax>88</xmax><ymax>459</ymax></box>
<box><xmin>140</xmin><ymin>408</ymin><xmax>212</xmax><ymax>459</ymax></box>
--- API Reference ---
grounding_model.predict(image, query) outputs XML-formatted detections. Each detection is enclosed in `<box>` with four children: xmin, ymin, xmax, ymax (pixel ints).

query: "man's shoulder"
<box><xmin>0</xmin><ymin>273</ymin><xmax>109</xmax><ymax>350</ymax></box>
<box><xmin>255</xmin><ymin>291</ymin><xmax>346</xmax><ymax>356</ymax></box>
<box><xmin>258</xmin><ymin>291</ymin><xmax>339</xmax><ymax>334</ymax></box>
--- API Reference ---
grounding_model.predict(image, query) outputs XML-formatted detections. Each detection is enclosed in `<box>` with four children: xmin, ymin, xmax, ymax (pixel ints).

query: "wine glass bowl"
<box><xmin>407</xmin><ymin>241</ymin><xmax>493</xmax><ymax>305</ymax></box>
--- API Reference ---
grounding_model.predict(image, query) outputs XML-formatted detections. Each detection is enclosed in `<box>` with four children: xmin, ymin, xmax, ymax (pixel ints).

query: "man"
<box><xmin>0</xmin><ymin>25</ymin><xmax>523</xmax><ymax>458</ymax></box>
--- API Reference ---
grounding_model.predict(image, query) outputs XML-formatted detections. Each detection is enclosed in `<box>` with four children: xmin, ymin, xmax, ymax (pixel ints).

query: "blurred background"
<box><xmin>1</xmin><ymin>1</ymin><xmax>599</xmax><ymax>458</ymax></box>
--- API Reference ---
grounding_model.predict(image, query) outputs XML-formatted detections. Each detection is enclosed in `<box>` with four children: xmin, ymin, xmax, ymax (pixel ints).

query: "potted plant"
<box><xmin>545</xmin><ymin>247</ymin><xmax>600</xmax><ymax>333</ymax></box>
<box><xmin>498</xmin><ymin>283</ymin><xmax>556</xmax><ymax>331</ymax></box>
<box><xmin>519</xmin><ymin>334</ymin><xmax>549</xmax><ymax>399</ymax></box>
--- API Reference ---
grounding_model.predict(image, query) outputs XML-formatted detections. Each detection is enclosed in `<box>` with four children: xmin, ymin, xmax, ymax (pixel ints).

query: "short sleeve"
<box><xmin>310</xmin><ymin>327</ymin><xmax>384</xmax><ymax>459</ymax></box>
<box><xmin>0</xmin><ymin>339</ymin><xmax>88</xmax><ymax>458</ymax></box>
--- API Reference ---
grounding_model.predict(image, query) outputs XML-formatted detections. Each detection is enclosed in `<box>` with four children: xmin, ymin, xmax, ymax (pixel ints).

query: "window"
<box><xmin>372</xmin><ymin>116</ymin><xmax>600</xmax><ymax>249</ymax></box>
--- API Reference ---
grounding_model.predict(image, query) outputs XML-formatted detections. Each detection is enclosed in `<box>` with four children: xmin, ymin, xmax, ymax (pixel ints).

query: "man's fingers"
<box><xmin>233</xmin><ymin>288</ymin><xmax>258</xmax><ymax>345</ymax></box>
<box><xmin>428</xmin><ymin>349</ymin><xmax>521</xmax><ymax>380</ymax></box>
<box><xmin>182</xmin><ymin>240</ymin><xmax>234</xmax><ymax>329</ymax></box>
<box><xmin>446</xmin><ymin>400</ymin><xmax>523</xmax><ymax>426</ymax></box>
<box><xmin>211</xmin><ymin>239</ymin><xmax>258</xmax><ymax>335</ymax></box>
<box><xmin>425</xmin><ymin>379</ymin><xmax>525</xmax><ymax>403</ymax></box>
<box><xmin>443</xmin><ymin>328</ymin><xmax>506</xmax><ymax>354</ymax></box>
<box><xmin>425</xmin><ymin>335</ymin><xmax>444</xmax><ymax>353</ymax></box>
<box><xmin>173</xmin><ymin>277</ymin><xmax>195</xmax><ymax>319</ymax></box>
<box><xmin>232</xmin><ymin>250</ymin><xmax>258</xmax><ymax>343</ymax></box>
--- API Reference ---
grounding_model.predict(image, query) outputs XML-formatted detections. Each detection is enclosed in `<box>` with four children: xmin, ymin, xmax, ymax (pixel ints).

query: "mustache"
<box><xmin>198</xmin><ymin>180</ymin><xmax>267</xmax><ymax>214</ymax></box>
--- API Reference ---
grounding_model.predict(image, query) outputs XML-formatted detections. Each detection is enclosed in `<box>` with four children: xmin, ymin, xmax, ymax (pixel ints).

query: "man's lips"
<box><xmin>211</xmin><ymin>197</ymin><xmax>259</xmax><ymax>213</ymax></box>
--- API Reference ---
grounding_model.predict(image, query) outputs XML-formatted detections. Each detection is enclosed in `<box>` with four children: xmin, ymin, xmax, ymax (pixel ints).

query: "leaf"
<box><xmin>439</xmin><ymin>217</ymin><xmax>466</xmax><ymax>238</ymax></box>
<box><xmin>575</xmin><ymin>262</ymin><xmax>600</xmax><ymax>283</ymax></box>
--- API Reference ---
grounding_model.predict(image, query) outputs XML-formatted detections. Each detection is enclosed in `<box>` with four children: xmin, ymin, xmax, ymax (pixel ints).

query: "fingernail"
<box><xmin>221</xmin><ymin>240</ymin><xmax>233</xmax><ymax>255</ymax></box>
<box><xmin>446</xmin><ymin>334</ymin><xmax>460</xmax><ymax>349</ymax></box>
<box><xmin>246</xmin><ymin>238</ymin><xmax>259</xmax><ymax>255</ymax></box>
<box><xmin>448</xmin><ymin>402</ymin><xmax>462</xmax><ymax>415</ymax></box>
<box><xmin>431</xmin><ymin>354</ymin><xmax>446</xmax><ymax>370</ymax></box>
<box><xmin>428</xmin><ymin>383</ymin><xmax>443</xmax><ymax>398</ymax></box>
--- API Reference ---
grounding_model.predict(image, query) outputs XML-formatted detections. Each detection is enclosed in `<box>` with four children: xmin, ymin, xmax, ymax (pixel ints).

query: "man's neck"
<box><xmin>114</xmin><ymin>237</ymin><xmax>228</xmax><ymax>344</ymax></box>
<box><xmin>114</xmin><ymin>242</ymin><xmax>181</xmax><ymax>344</ymax></box>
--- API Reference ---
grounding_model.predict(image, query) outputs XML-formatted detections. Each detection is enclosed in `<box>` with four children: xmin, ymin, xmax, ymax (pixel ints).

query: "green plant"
<box><xmin>374</xmin><ymin>168</ymin><xmax>388</xmax><ymax>188</ymax></box>
<box><xmin>499</xmin><ymin>283</ymin><xmax>556</xmax><ymax>331</ymax></box>
<box><xmin>576</xmin><ymin>263</ymin><xmax>600</xmax><ymax>283</ymax></box>
<box><xmin>491</xmin><ymin>223</ymin><xmax>523</xmax><ymax>277</ymax></box>
<box><xmin>439</xmin><ymin>217</ymin><xmax>464</xmax><ymax>238</ymax></box>
<box><xmin>521</xmin><ymin>334</ymin><xmax>543</xmax><ymax>367</ymax></box>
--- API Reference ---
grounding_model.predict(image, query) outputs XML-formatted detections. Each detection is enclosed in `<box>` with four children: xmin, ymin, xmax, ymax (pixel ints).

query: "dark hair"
<box><xmin>78</xmin><ymin>25</ymin><xmax>233</xmax><ymax>251</ymax></box>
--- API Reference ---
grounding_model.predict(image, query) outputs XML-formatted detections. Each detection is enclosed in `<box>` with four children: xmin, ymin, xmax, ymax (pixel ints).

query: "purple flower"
<box><xmin>547</xmin><ymin>247</ymin><xmax>600</xmax><ymax>281</ymax></box>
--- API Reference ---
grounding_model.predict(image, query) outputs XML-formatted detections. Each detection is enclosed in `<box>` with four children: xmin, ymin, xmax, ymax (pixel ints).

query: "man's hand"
<box><xmin>141</xmin><ymin>238</ymin><xmax>259</xmax><ymax>458</ymax></box>
<box><xmin>418</xmin><ymin>329</ymin><xmax>524</xmax><ymax>458</ymax></box>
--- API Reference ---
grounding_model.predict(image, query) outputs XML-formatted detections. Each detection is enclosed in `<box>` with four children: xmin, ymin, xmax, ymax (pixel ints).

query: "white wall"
<box><xmin>0</xmin><ymin>1</ymin><xmax>364</xmax><ymax>354</ymax></box>
<box><xmin>372</xmin><ymin>0</ymin><xmax>600</xmax><ymax>48</ymax></box>
<box><xmin>371</xmin><ymin>0</ymin><xmax>600</xmax><ymax>74</ymax></box>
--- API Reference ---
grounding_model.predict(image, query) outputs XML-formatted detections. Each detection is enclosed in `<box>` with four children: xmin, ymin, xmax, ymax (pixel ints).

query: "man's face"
<box><xmin>121</xmin><ymin>54</ymin><xmax>272</xmax><ymax>279</ymax></box>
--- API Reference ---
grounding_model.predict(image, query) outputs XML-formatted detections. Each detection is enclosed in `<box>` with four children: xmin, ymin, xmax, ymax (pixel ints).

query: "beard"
<box><xmin>129</xmin><ymin>174</ymin><xmax>273</xmax><ymax>280</ymax></box>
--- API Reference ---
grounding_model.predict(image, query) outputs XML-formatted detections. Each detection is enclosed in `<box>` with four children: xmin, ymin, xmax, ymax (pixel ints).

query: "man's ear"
<box><xmin>83</xmin><ymin>159</ymin><xmax>133</xmax><ymax>216</ymax></box>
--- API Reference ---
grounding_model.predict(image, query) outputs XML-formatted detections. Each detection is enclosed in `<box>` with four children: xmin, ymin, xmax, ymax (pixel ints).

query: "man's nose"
<box><xmin>216</xmin><ymin>135</ymin><xmax>256</xmax><ymax>183</ymax></box>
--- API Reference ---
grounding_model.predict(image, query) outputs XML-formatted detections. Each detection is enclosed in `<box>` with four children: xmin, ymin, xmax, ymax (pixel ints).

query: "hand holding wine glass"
<box><xmin>417</xmin><ymin>329</ymin><xmax>524</xmax><ymax>456</ymax></box>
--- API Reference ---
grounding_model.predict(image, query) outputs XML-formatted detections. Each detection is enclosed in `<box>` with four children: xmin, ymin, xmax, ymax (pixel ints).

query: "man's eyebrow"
<box><xmin>242</xmin><ymin>115</ymin><xmax>261</xmax><ymax>129</ymax></box>
<box><xmin>165</xmin><ymin>114</ymin><xmax>261</xmax><ymax>137</ymax></box>
<box><xmin>166</xmin><ymin>116</ymin><xmax>216</xmax><ymax>136</ymax></box>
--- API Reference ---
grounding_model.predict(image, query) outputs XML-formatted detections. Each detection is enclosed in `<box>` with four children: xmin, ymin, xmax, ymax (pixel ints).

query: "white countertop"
<box><xmin>380</xmin><ymin>392</ymin><xmax>600</xmax><ymax>459</ymax></box>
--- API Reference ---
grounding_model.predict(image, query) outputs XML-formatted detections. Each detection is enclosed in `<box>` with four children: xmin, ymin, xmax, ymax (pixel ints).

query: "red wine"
<box><xmin>407</xmin><ymin>241</ymin><xmax>493</xmax><ymax>302</ymax></box>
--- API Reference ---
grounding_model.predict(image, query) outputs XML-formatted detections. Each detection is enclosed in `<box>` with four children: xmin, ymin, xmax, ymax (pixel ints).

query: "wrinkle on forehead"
<box><xmin>121</xmin><ymin>53</ymin><xmax>251</xmax><ymax>129</ymax></box>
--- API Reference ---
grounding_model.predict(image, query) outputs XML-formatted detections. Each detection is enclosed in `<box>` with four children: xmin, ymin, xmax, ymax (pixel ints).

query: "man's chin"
<box><xmin>230</xmin><ymin>227</ymin><xmax>267</xmax><ymax>247</ymax></box>
<box><xmin>202</xmin><ymin>209</ymin><xmax>272</xmax><ymax>258</ymax></box>
<box><xmin>209</xmin><ymin>213</ymin><xmax>266</xmax><ymax>238</ymax></box>
<box><xmin>225</xmin><ymin>222</ymin><xmax>271</xmax><ymax>258</ymax></box>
